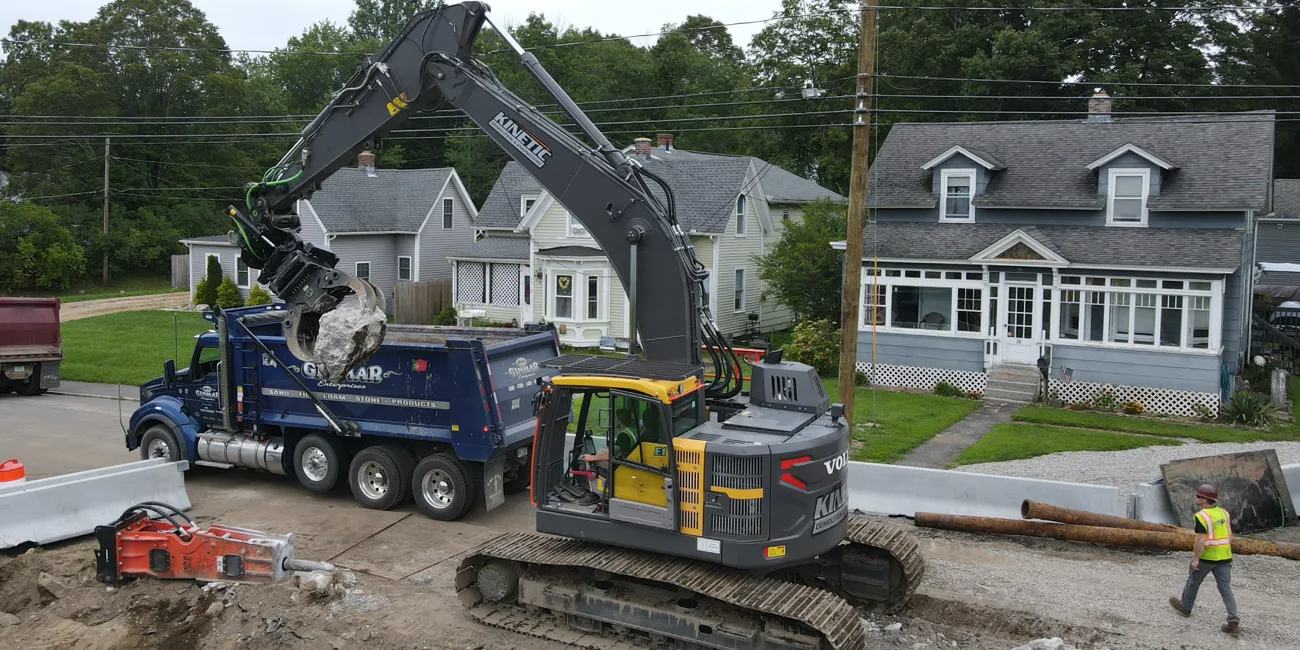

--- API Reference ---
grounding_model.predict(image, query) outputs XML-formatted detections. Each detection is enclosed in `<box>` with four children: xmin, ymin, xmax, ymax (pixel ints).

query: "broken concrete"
<box><xmin>313</xmin><ymin>298</ymin><xmax>386</xmax><ymax>382</ymax></box>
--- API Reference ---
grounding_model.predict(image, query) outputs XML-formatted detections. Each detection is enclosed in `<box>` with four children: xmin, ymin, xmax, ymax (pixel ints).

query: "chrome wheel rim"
<box><xmin>302</xmin><ymin>447</ymin><xmax>329</xmax><ymax>482</ymax></box>
<box><xmin>358</xmin><ymin>460</ymin><xmax>389</xmax><ymax>500</ymax></box>
<box><xmin>421</xmin><ymin>469</ymin><xmax>454</xmax><ymax>509</ymax></box>
<box><xmin>147</xmin><ymin>438</ymin><xmax>171</xmax><ymax>460</ymax></box>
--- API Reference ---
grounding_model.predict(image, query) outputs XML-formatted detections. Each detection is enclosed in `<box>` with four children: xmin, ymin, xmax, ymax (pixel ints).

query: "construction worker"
<box><xmin>1169</xmin><ymin>484</ymin><xmax>1240</xmax><ymax>637</ymax></box>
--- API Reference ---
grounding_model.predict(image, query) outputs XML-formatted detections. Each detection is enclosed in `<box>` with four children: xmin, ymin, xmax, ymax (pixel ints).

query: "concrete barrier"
<box><xmin>845</xmin><ymin>461</ymin><xmax>1127</xmax><ymax>520</ymax></box>
<box><xmin>0</xmin><ymin>459</ymin><xmax>191</xmax><ymax>549</ymax></box>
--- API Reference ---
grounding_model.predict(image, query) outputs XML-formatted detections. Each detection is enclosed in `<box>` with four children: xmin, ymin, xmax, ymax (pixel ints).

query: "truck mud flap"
<box><xmin>0</xmin><ymin>459</ymin><xmax>191</xmax><ymax>550</ymax></box>
<box><xmin>484</xmin><ymin>457</ymin><xmax>505</xmax><ymax>512</ymax></box>
<box><xmin>39</xmin><ymin>361</ymin><xmax>61</xmax><ymax>389</ymax></box>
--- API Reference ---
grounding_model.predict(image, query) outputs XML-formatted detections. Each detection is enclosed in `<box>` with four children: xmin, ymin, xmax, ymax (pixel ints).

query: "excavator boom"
<box><xmin>230</xmin><ymin>1</ymin><xmax>741</xmax><ymax>393</ymax></box>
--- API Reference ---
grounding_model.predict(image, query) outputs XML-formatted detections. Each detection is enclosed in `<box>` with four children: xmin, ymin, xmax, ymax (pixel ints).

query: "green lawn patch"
<box><xmin>951</xmin><ymin>423</ymin><xmax>1183</xmax><ymax>466</ymax></box>
<box><xmin>824</xmin><ymin>379</ymin><xmax>981</xmax><ymax>464</ymax></box>
<box><xmin>1012</xmin><ymin>406</ymin><xmax>1300</xmax><ymax>443</ymax></box>
<box><xmin>60</xmin><ymin>310</ymin><xmax>211</xmax><ymax>385</ymax></box>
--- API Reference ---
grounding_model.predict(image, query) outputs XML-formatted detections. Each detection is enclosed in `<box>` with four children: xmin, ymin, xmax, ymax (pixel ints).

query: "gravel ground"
<box><xmin>911</xmin><ymin>521</ymin><xmax>1300</xmax><ymax>650</ymax></box>
<box><xmin>953</xmin><ymin>440</ymin><xmax>1300</xmax><ymax>499</ymax></box>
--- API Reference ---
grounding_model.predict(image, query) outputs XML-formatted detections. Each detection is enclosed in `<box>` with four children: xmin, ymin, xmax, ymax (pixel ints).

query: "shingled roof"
<box><xmin>475</xmin><ymin>149</ymin><xmax>845</xmax><ymax>233</ymax></box>
<box><xmin>448</xmin><ymin>235</ymin><xmax>530</xmax><ymax>261</ymax></box>
<box><xmin>1274</xmin><ymin>179</ymin><xmax>1300</xmax><ymax>219</ymax></box>
<box><xmin>308</xmin><ymin>167</ymin><xmax>453</xmax><ymax>233</ymax></box>
<box><xmin>833</xmin><ymin>222</ymin><xmax>1243</xmax><ymax>271</ymax></box>
<box><xmin>865</xmin><ymin>112</ymin><xmax>1275</xmax><ymax>212</ymax></box>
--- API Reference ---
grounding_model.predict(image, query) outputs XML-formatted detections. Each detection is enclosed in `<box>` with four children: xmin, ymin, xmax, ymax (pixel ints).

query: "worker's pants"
<box><xmin>1180</xmin><ymin>561</ymin><xmax>1239</xmax><ymax>623</ymax></box>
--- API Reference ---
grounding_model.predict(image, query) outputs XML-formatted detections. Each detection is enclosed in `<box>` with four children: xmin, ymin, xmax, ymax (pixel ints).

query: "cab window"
<box><xmin>192</xmin><ymin>344</ymin><xmax>221</xmax><ymax>380</ymax></box>
<box><xmin>671</xmin><ymin>392</ymin><xmax>702</xmax><ymax>436</ymax></box>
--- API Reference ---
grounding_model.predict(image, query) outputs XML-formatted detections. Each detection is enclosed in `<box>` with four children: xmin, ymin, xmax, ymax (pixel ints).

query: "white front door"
<box><xmin>999</xmin><ymin>283</ymin><xmax>1040</xmax><ymax>364</ymax></box>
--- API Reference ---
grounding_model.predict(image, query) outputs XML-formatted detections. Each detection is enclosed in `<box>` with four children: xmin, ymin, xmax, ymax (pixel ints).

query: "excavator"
<box><xmin>227</xmin><ymin>3</ymin><xmax>924</xmax><ymax>648</ymax></box>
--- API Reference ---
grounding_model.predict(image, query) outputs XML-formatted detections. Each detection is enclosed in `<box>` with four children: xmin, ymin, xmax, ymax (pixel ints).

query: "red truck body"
<box><xmin>0</xmin><ymin>297</ymin><xmax>62</xmax><ymax>395</ymax></box>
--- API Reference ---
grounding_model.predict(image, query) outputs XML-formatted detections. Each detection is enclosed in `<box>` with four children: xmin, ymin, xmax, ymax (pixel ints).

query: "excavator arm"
<box><xmin>229</xmin><ymin>1</ymin><xmax>742</xmax><ymax>395</ymax></box>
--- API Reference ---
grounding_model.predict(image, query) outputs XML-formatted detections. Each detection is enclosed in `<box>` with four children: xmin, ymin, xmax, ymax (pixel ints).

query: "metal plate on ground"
<box><xmin>1160</xmin><ymin>450</ymin><xmax>1297</xmax><ymax>533</ymax></box>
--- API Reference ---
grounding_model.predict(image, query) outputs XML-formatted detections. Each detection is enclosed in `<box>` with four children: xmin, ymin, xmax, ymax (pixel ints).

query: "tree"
<box><xmin>0</xmin><ymin>201</ymin><xmax>87</xmax><ymax>291</ymax></box>
<box><xmin>246</xmin><ymin>285</ymin><xmax>273</xmax><ymax>305</ymax></box>
<box><xmin>216</xmin><ymin>276</ymin><xmax>244</xmax><ymax>308</ymax></box>
<box><xmin>349</xmin><ymin>0</ymin><xmax>444</xmax><ymax>42</ymax></box>
<box><xmin>198</xmin><ymin>255</ymin><xmax>223</xmax><ymax>306</ymax></box>
<box><xmin>1211</xmin><ymin>3</ymin><xmax>1300</xmax><ymax>177</ymax></box>
<box><xmin>753</xmin><ymin>198</ymin><xmax>847</xmax><ymax>323</ymax></box>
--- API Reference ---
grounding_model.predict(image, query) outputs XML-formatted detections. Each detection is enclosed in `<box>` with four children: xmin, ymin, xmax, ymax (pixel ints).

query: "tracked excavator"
<box><xmin>227</xmin><ymin>2</ymin><xmax>923</xmax><ymax>647</ymax></box>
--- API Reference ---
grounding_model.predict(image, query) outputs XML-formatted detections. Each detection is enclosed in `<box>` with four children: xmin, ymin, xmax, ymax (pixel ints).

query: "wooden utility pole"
<box><xmin>102</xmin><ymin>136</ymin><xmax>110</xmax><ymax>287</ymax></box>
<box><xmin>836</xmin><ymin>0</ymin><xmax>878</xmax><ymax>425</ymax></box>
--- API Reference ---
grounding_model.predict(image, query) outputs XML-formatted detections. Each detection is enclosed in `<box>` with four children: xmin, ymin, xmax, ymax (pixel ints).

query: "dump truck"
<box><xmin>126</xmin><ymin>303</ymin><xmax>560</xmax><ymax>520</ymax></box>
<box><xmin>0</xmin><ymin>297</ymin><xmax>62</xmax><ymax>396</ymax></box>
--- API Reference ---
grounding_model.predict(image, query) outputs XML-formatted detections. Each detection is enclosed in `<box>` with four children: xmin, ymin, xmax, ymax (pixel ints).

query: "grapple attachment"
<box><xmin>281</xmin><ymin>270</ymin><xmax>387</xmax><ymax>382</ymax></box>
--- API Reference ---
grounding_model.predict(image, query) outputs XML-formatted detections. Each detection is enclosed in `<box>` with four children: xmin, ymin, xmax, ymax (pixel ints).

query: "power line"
<box><xmin>877</xmin><ymin>73</ymin><xmax>1300</xmax><ymax>90</ymax></box>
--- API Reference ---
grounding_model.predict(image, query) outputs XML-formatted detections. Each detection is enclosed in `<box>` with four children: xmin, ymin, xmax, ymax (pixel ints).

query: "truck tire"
<box><xmin>139</xmin><ymin>425</ymin><xmax>182</xmax><ymax>462</ymax></box>
<box><xmin>348</xmin><ymin>445</ymin><xmax>412</xmax><ymax>510</ymax></box>
<box><xmin>412</xmin><ymin>453</ymin><xmax>480</xmax><ymax>521</ymax></box>
<box><xmin>293</xmin><ymin>433</ymin><xmax>342</xmax><ymax>495</ymax></box>
<box><xmin>17</xmin><ymin>366</ymin><xmax>45</xmax><ymax>396</ymax></box>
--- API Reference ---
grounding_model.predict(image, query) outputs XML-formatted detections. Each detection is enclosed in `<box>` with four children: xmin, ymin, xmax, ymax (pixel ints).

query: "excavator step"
<box><xmin>458</xmin><ymin>531</ymin><xmax>868</xmax><ymax>650</ymax></box>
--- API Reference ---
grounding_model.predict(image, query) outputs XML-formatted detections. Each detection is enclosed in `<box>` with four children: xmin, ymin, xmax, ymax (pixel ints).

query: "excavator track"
<box><xmin>457</xmin><ymin>531</ymin><xmax>868</xmax><ymax>650</ymax></box>
<box><xmin>842</xmin><ymin>514</ymin><xmax>926</xmax><ymax>607</ymax></box>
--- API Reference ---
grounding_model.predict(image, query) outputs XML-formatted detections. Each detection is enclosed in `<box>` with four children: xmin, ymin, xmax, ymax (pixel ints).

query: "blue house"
<box><xmin>832</xmin><ymin>96</ymin><xmax>1275</xmax><ymax>416</ymax></box>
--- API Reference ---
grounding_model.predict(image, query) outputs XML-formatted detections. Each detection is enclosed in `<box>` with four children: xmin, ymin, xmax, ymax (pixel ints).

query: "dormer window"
<box><xmin>940</xmin><ymin>169</ymin><xmax>975</xmax><ymax>222</ymax></box>
<box><xmin>1107</xmin><ymin>168</ymin><xmax>1149</xmax><ymax>227</ymax></box>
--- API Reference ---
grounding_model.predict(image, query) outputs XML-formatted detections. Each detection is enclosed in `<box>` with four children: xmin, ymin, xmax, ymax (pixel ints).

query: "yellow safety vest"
<box><xmin>1196</xmin><ymin>506</ymin><xmax>1232</xmax><ymax>561</ymax></box>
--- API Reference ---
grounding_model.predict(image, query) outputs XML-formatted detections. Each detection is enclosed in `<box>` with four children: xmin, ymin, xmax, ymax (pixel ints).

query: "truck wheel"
<box><xmin>412</xmin><ymin>453</ymin><xmax>479</xmax><ymax>521</ymax></box>
<box><xmin>139</xmin><ymin>425</ymin><xmax>182</xmax><ymax>462</ymax></box>
<box><xmin>293</xmin><ymin>433</ymin><xmax>342</xmax><ymax>494</ymax></box>
<box><xmin>348</xmin><ymin>445</ymin><xmax>412</xmax><ymax>510</ymax></box>
<box><xmin>17</xmin><ymin>368</ymin><xmax>45</xmax><ymax>396</ymax></box>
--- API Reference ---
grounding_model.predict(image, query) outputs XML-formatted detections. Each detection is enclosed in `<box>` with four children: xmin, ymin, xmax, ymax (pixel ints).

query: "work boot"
<box><xmin>1222</xmin><ymin>621</ymin><xmax>1240</xmax><ymax>637</ymax></box>
<box><xmin>577</xmin><ymin>492</ymin><xmax>601</xmax><ymax>506</ymax></box>
<box><xmin>1169</xmin><ymin>597</ymin><xmax>1191</xmax><ymax>618</ymax></box>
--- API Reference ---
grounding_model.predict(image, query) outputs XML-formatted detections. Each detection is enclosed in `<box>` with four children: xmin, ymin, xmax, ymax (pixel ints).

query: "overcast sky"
<box><xmin>2</xmin><ymin>1</ymin><xmax>785</xmax><ymax>54</ymax></box>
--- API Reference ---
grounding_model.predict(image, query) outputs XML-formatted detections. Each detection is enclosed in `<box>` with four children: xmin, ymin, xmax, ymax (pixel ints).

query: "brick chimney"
<box><xmin>1087</xmin><ymin>89</ymin><xmax>1112</xmax><ymax>123</ymax></box>
<box><xmin>634</xmin><ymin>137</ymin><xmax>653</xmax><ymax>158</ymax></box>
<box><xmin>656</xmin><ymin>133</ymin><xmax>674</xmax><ymax>150</ymax></box>
<box><xmin>358</xmin><ymin>149</ymin><xmax>377</xmax><ymax>177</ymax></box>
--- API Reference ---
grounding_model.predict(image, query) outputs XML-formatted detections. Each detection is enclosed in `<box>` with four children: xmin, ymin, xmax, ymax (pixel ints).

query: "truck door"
<box><xmin>182</xmin><ymin>341</ymin><xmax>225</xmax><ymax>429</ymax></box>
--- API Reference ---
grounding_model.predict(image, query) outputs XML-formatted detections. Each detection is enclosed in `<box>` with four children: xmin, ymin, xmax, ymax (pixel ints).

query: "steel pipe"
<box><xmin>915</xmin><ymin>512</ymin><xmax>1300</xmax><ymax>561</ymax></box>
<box><xmin>1021</xmin><ymin>500</ymin><xmax>1184</xmax><ymax>533</ymax></box>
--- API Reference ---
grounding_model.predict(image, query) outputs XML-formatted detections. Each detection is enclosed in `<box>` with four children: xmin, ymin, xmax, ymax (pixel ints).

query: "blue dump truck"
<box><xmin>126</xmin><ymin>304</ymin><xmax>559</xmax><ymax>521</ymax></box>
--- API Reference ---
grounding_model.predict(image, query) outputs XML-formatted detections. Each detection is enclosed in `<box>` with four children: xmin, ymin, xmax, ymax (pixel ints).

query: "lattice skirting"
<box><xmin>854</xmin><ymin>362</ymin><xmax>987</xmax><ymax>394</ymax></box>
<box><xmin>1049</xmin><ymin>379</ymin><xmax>1220</xmax><ymax>418</ymax></box>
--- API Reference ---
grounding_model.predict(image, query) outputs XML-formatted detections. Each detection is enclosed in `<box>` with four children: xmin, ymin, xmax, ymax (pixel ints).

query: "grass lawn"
<box><xmin>825</xmin><ymin>379</ymin><xmax>981</xmax><ymax>463</ymax></box>
<box><xmin>1013</xmin><ymin>377</ymin><xmax>1300</xmax><ymax>443</ymax></box>
<box><xmin>60</xmin><ymin>311</ymin><xmax>211</xmax><ymax>385</ymax></box>
<box><xmin>21</xmin><ymin>275</ymin><xmax>185</xmax><ymax>303</ymax></box>
<box><xmin>951</xmin><ymin>423</ymin><xmax>1183</xmax><ymax>466</ymax></box>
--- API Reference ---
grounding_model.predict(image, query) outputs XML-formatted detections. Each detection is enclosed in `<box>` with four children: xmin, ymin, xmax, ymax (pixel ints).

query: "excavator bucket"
<box><xmin>283</xmin><ymin>272</ymin><xmax>387</xmax><ymax>381</ymax></box>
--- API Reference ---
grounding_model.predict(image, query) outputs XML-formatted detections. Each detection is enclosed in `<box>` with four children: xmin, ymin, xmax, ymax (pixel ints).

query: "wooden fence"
<box><xmin>394</xmin><ymin>280</ymin><xmax>453</xmax><ymax>324</ymax></box>
<box><xmin>171</xmin><ymin>254</ymin><xmax>189</xmax><ymax>289</ymax></box>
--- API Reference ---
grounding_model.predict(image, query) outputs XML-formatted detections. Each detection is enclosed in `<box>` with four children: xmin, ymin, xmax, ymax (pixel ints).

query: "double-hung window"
<box><xmin>442</xmin><ymin>198</ymin><xmax>454</xmax><ymax>229</ymax></box>
<box><xmin>355</xmin><ymin>262</ymin><xmax>370</xmax><ymax>282</ymax></box>
<box><xmin>236</xmin><ymin>259</ymin><xmax>249</xmax><ymax>288</ymax></box>
<box><xmin>940</xmin><ymin>169</ymin><xmax>974</xmax><ymax>222</ymax></box>
<box><xmin>735</xmin><ymin>194</ymin><xmax>747</xmax><ymax>236</ymax></box>
<box><xmin>1107</xmin><ymin>168</ymin><xmax>1149</xmax><ymax>226</ymax></box>
<box><xmin>398</xmin><ymin>256</ymin><xmax>412</xmax><ymax>281</ymax></box>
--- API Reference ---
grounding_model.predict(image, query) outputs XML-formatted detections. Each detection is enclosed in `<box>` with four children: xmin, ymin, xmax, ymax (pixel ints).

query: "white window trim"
<box><xmin>549</xmin><ymin>270</ymin><xmax>577</xmax><ymax>322</ymax></box>
<box><xmin>1106</xmin><ymin>167</ymin><xmax>1151</xmax><ymax>227</ymax></box>
<box><xmin>735</xmin><ymin>194</ymin><xmax>748</xmax><ymax>237</ymax></box>
<box><xmin>442</xmin><ymin>197</ymin><xmax>454</xmax><ymax>229</ymax></box>
<box><xmin>520</xmin><ymin>194</ymin><xmax>538</xmax><ymax>218</ymax></box>
<box><xmin>236</xmin><ymin>258</ymin><xmax>250</xmax><ymax>288</ymax></box>
<box><xmin>567</xmin><ymin>210</ymin><xmax>591</xmax><ymax>239</ymax></box>
<box><xmin>583</xmin><ymin>272</ymin><xmax>608</xmax><ymax>322</ymax></box>
<box><xmin>939</xmin><ymin>168</ymin><xmax>976</xmax><ymax>223</ymax></box>
<box><xmin>355</xmin><ymin>261</ymin><xmax>371</xmax><ymax>282</ymax></box>
<box><xmin>733</xmin><ymin>268</ymin><xmax>747</xmax><ymax>312</ymax></box>
<box><xmin>1052</xmin><ymin>275</ymin><xmax>1222</xmax><ymax>354</ymax></box>
<box><xmin>397</xmin><ymin>255</ymin><xmax>413</xmax><ymax>281</ymax></box>
<box><xmin>856</xmin><ymin>269</ymin><xmax>988</xmax><ymax>338</ymax></box>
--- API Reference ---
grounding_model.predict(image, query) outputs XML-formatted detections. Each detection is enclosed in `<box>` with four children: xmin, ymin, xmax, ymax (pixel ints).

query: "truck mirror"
<box><xmin>597</xmin><ymin>408</ymin><xmax>610</xmax><ymax>429</ymax></box>
<box><xmin>164</xmin><ymin>359</ymin><xmax>177</xmax><ymax>386</ymax></box>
